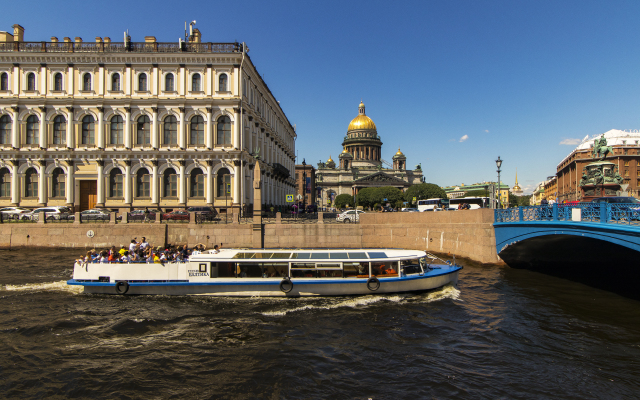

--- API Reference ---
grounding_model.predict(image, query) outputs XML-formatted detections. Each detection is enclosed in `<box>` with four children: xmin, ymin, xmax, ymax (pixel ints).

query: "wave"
<box><xmin>3</xmin><ymin>280</ymin><xmax>84</xmax><ymax>294</ymax></box>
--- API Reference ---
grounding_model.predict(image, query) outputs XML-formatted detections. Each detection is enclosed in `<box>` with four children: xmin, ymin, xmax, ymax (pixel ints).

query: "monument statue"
<box><xmin>592</xmin><ymin>135</ymin><xmax>613</xmax><ymax>160</ymax></box>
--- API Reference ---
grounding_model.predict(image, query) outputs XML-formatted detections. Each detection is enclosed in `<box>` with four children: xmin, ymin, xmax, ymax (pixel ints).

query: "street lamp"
<box><xmin>301</xmin><ymin>159</ymin><xmax>306</xmax><ymax>213</ymax></box>
<box><xmin>495</xmin><ymin>156</ymin><xmax>502</xmax><ymax>209</ymax></box>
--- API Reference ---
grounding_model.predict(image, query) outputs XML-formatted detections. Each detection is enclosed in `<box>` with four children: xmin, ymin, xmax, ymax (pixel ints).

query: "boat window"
<box><xmin>329</xmin><ymin>252</ymin><xmax>348</xmax><ymax>259</ymax></box>
<box><xmin>371</xmin><ymin>261</ymin><xmax>398</xmax><ymax>277</ymax></box>
<box><xmin>291</xmin><ymin>252</ymin><xmax>311</xmax><ymax>259</ymax></box>
<box><xmin>237</xmin><ymin>263</ymin><xmax>263</xmax><ymax>278</ymax></box>
<box><xmin>317</xmin><ymin>270</ymin><xmax>342</xmax><ymax>278</ymax></box>
<box><xmin>271</xmin><ymin>253</ymin><xmax>291</xmax><ymax>259</ymax></box>
<box><xmin>310</xmin><ymin>253</ymin><xmax>330</xmax><ymax>259</ymax></box>
<box><xmin>291</xmin><ymin>262</ymin><xmax>315</xmax><ymax>269</ymax></box>
<box><xmin>401</xmin><ymin>259</ymin><xmax>422</xmax><ymax>275</ymax></box>
<box><xmin>232</xmin><ymin>252</ymin><xmax>255</xmax><ymax>259</ymax></box>
<box><xmin>343</xmin><ymin>262</ymin><xmax>369</xmax><ymax>278</ymax></box>
<box><xmin>214</xmin><ymin>262</ymin><xmax>236</xmax><ymax>277</ymax></box>
<box><xmin>263</xmin><ymin>263</ymin><xmax>288</xmax><ymax>278</ymax></box>
<box><xmin>291</xmin><ymin>269</ymin><xmax>316</xmax><ymax>278</ymax></box>
<box><xmin>367</xmin><ymin>252</ymin><xmax>387</xmax><ymax>259</ymax></box>
<box><xmin>317</xmin><ymin>263</ymin><xmax>341</xmax><ymax>269</ymax></box>
<box><xmin>347</xmin><ymin>252</ymin><xmax>368</xmax><ymax>259</ymax></box>
<box><xmin>253</xmin><ymin>253</ymin><xmax>274</xmax><ymax>259</ymax></box>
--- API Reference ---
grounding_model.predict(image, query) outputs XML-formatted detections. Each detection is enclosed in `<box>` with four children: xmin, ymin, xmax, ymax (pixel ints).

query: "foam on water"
<box><xmin>3</xmin><ymin>280</ymin><xmax>84</xmax><ymax>294</ymax></box>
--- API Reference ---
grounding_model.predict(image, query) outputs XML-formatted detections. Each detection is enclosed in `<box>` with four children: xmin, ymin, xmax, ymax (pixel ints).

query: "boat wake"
<box><xmin>3</xmin><ymin>280</ymin><xmax>84</xmax><ymax>294</ymax></box>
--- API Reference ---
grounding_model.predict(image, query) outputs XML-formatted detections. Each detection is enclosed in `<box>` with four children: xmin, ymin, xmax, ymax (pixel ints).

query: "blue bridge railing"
<box><xmin>495</xmin><ymin>203</ymin><xmax>640</xmax><ymax>225</ymax></box>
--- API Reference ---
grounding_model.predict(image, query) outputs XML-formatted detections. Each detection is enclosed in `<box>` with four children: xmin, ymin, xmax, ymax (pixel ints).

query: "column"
<box><xmin>178</xmin><ymin>107</ymin><xmax>185</xmax><ymax>149</ymax></box>
<box><xmin>97</xmin><ymin>107</ymin><xmax>104</xmax><ymax>148</ymax></box>
<box><xmin>65</xmin><ymin>160</ymin><xmax>74</xmax><ymax>205</ymax></box>
<box><xmin>205</xmin><ymin>107</ymin><xmax>212</xmax><ymax>149</ymax></box>
<box><xmin>10</xmin><ymin>160</ymin><xmax>19</xmax><ymax>205</ymax></box>
<box><xmin>178</xmin><ymin>160</ymin><xmax>186</xmax><ymax>205</ymax></box>
<box><xmin>233</xmin><ymin>108</ymin><xmax>240</xmax><ymax>149</ymax></box>
<box><xmin>151</xmin><ymin>160</ymin><xmax>159</xmax><ymax>205</ymax></box>
<box><xmin>67</xmin><ymin>65</ymin><xmax>74</xmax><ymax>94</ymax></box>
<box><xmin>124</xmin><ymin>107</ymin><xmax>131</xmax><ymax>148</ymax></box>
<box><xmin>233</xmin><ymin>160</ymin><xmax>241</xmax><ymax>205</ymax></box>
<box><xmin>124</xmin><ymin>160</ymin><xmax>132</xmax><ymax>205</ymax></box>
<box><xmin>40</xmin><ymin>65</ymin><xmax>47</xmax><ymax>96</ymax></box>
<box><xmin>66</xmin><ymin>107</ymin><xmax>74</xmax><ymax>148</ymax></box>
<box><xmin>11</xmin><ymin>107</ymin><xmax>18</xmax><ymax>148</ymax></box>
<box><xmin>39</xmin><ymin>108</ymin><xmax>46</xmax><ymax>148</ymax></box>
<box><xmin>38</xmin><ymin>161</ymin><xmax>46</xmax><ymax>205</ymax></box>
<box><xmin>96</xmin><ymin>159</ymin><xmax>105</xmax><ymax>206</ymax></box>
<box><xmin>151</xmin><ymin>107</ymin><xmax>158</xmax><ymax>149</ymax></box>
<box><xmin>206</xmin><ymin>160</ymin><xmax>213</xmax><ymax>204</ymax></box>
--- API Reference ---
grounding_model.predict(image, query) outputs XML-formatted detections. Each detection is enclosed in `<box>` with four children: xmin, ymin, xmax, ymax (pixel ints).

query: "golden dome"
<box><xmin>342</xmin><ymin>147</ymin><xmax>348</xmax><ymax>154</ymax></box>
<box><xmin>327</xmin><ymin>155</ymin><xmax>334</xmax><ymax>162</ymax></box>
<box><xmin>395</xmin><ymin>147</ymin><xmax>404</xmax><ymax>156</ymax></box>
<box><xmin>348</xmin><ymin>115</ymin><xmax>376</xmax><ymax>131</ymax></box>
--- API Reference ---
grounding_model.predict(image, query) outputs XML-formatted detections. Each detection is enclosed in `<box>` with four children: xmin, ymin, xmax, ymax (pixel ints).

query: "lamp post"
<box><xmin>301</xmin><ymin>159</ymin><xmax>306</xmax><ymax>213</ymax></box>
<box><xmin>495</xmin><ymin>156</ymin><xmax>502</xmax><ymax>209</ymax></box>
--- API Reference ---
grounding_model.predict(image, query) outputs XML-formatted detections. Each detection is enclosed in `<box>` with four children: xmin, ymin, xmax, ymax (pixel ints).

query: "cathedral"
<box><xmin>316</xmin><ymin>101</ymin><xmax>423</xmax><ymax>206</ymax></box>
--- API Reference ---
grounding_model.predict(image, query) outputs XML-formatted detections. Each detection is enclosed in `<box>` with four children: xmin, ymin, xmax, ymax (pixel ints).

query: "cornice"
<box><xmin>0</xmin><ymin>53</ymin><xmax>243</xmax><ymax>65</ymax></box>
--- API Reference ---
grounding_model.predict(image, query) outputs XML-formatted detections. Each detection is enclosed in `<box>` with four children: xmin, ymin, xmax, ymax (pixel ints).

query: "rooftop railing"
<box><xmin>495</xmin><ymin>203</ymin><xmax>640</xmax><ymax>226</ymax></box>
<box><xmin>0</xmin><ymin>41</ymin><xmax>242</xmax><ymax>54</ymax></box>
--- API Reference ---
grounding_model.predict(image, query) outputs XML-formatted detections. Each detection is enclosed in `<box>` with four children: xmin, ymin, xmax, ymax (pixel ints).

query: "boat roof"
<box><xmin>191</xmin><ymin>248</ymin><xmax>426</xmax><ymax>262</ymax></box>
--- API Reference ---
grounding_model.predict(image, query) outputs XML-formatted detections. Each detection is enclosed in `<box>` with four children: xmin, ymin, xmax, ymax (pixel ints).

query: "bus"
<box><xmin>448</xmin><ymin>197</ymin><xmax>490</xmax><ymax>210</ymax></box>
<box><xmin>416</xmin><ymin>198</ymin><xmax>448</xmax><ymax>212</ymax></box>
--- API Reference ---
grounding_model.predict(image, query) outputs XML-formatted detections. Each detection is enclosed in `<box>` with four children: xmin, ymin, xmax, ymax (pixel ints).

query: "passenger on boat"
<box><xmin>108</xmin><ymin>251</ymin><xmax>118</xmax><ymax>263</ymax></box>
<box><xmin>118</xmin><ymin>245</ymin><xmax>126</xmax><ymax>256</ymax></box>
<box><xmin>99</xmin><ymin>250</ymin><xmax>109</xmax><ymax>263</ymax></box>
<box><xmin>120</xmin><ymin>251</ymin><xmax>131</xmax><ymax>263</ymax></box>
<box><xmin>129</xmin><ymin>239</ymin><xmax>137</xmax><ymax>253</ymax></box>
<box><xmin>139</xmin><ymin>237</ymin><xmax>149</xmax><ymax>251</ymax></box>
<box><xmin>212</xmin><ymin>244</ymin><xmax>222</xmax><ymax>254</ymax></box>
<box><xmin>153</xmin><ymin>252</ymin><xmax>162</xmax><ymax>264</ymax></box>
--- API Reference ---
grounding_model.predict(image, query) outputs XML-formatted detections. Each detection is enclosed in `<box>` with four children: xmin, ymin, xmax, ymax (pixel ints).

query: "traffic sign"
<box><xmin>296</xmin><ymin>194</ymin><xmax>303</xmax><ymax>200</ymax></box>
<box><xmin>286</xmin><ymin>194</ymin><xmax>294</xmax><ymax>203</ymax></box>
<box><xmin>413</xmin><ymin>197</ymin><xmax>417</xmax><ymax>202</ymax></box>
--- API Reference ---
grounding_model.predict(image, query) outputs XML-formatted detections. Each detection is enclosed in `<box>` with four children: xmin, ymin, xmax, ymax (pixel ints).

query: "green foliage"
<box><xmin>404</xmin><ymin>183</ymin><xmax>447</xmax><ymax>204</ymax></box>
<box><xmin>509</xmin><ymin>193</ymin><xmax>531</xmax><ymax>207</ymax></box>
<box><xmin>356</xmin><ymin>187</ymin><xmax>404</xmax><ymax>208</ymax></box>
<box><xmin>462</xmin><ymin>189</ymin><xmax>490</xmax><ymax>198</ymax></box>
<box><xmin>334</xmin><ymin>194</ymin><xmax>353</xmax><ymax>209</ymax></box>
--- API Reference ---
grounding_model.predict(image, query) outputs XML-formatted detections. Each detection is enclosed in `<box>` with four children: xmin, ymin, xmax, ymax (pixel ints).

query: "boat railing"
<box><xmin>495</xmin><ymin>203</ymin><xmax>640</xmax><ymax>225</ymax></box>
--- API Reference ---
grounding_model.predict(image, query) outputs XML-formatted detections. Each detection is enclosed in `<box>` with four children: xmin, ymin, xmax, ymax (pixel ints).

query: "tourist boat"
<box><xmin>67</xmin><ymin>249</ymin><xmax>462</xmax><ymax>297</ymax></box>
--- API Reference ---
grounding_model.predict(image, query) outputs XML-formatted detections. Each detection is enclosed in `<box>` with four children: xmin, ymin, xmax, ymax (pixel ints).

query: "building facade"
<box><xmin>294</xmin><ymin>163</ymin><xmax>316</xmax><ymax>207</ymax></box>
<box><xmin>556</xmin><ymin>129</ymin><xmax>640</xmax><ymax>202</ymax></box>
<box><xmin>315</xmin><ymin>102</ymin><xmax>423</xmax><ymax>207</ymax></box>
<box><xmin>0</xmin><ymin>24</ymin><xmax>296</xmax><ymax>213</ymax></box>
<box><xmin>443</xmin><ymin>182</ymin><xmax>510</xmax><ymax>206</ymax></box>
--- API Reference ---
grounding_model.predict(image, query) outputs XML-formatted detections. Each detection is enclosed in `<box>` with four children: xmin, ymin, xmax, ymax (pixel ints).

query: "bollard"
<box><xmin>38</xmin><ymin>211</ymin><xmax>46</xmax><ymax>224</ymax></box>
<box><xmin>276</xmin><ymin>212</ymin><xmax>282</xmax><ymax>224</ymax></box>
<box><xmin>190</xmin><ymin>211</ymin><xmax>197</xmax><ymax>224</ymax></box>
<box><xmin>121</xmin><ymin>211</ymin><xmax>128</xmax><ymax>223</ymax></box>
<box><xmin>110</xmin><ymin>211</ymin><xmax>117</xmax><ymax>224</ymax></box>
<box><xmin>74</xmin><ymin>211</ymin><xmax>80</xmax><ymax>224</ymax></box>
<box><xmin>318</xmin><ymin>212</ymin><xmax>324</xmax><ymax>224</ymax></box>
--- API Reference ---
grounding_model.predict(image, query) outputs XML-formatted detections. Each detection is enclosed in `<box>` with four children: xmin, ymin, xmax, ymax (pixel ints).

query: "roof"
<box><xmin>190</xmin><ymin>248</ymin><xmax>426</xmax><ymax>261</ymax></box>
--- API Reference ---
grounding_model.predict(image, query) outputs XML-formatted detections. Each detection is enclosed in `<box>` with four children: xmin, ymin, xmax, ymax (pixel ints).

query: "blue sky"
<box><xmin>5</xmin><ymin>0</ymin><xmax>640</xmax><ymax>193</ymax></box>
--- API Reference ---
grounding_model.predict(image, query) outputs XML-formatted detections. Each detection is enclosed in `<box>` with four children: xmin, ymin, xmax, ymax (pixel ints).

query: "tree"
<box><xmin>404</xmin><ymin>183</ymin><xmax>447</xmax><ymax>204</ymax></box>
<box><xmin>334</xmin><ymin>194</ymin><xmax>354</xmax><ymax>209</ymax></box>
<box><xmin>463</xmin><ymin>189</ymin><xmax>490</xmax><ymax>198</ymax></box>
<box><xmin>357</xmin><ymin>187</ymin><xmax>404</xmax><ymax>209</ymax></box>
<box><xmin>508</xmin><ymin>192</ymin><xmax>531</xmax><ymax>207</ymax></box>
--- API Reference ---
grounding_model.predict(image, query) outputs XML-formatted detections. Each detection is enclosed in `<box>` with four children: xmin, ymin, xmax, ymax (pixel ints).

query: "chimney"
<box><xmin>74</xmin><ymin>37</ymin><xmax>82</xmax><ymax>43</ymax></box>
<box><xmin>50</xmin><ymin>37</ymin><xmax>58</xmax><ymax>43</ymax></box>
<box><xmin>12</xmin><ymin>24</ymin><xmax>24</xmax><ymax>42</ymax></box>
<box><xmin>95</xmin><ymin>37</ymin><xmax>102</xmax><ymax>43</ymax></box>
<box><xmin>144</xmin><ymin>36</ymin><xmax>156</xmax><ymax>43</ymax></box>
<box><xmin>63</xmin><ymin>37</ymin><xmax>72</xmax><ymax>43</ymax></box>
<box><xmin>104</xmin><ymin>37</ymin><xmax>111</xmax><ymax>43</ymax></box>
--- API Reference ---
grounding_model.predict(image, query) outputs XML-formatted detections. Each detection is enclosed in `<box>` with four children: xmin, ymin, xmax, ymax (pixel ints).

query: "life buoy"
<box><xmin>115</xmin><ymin>281</ymin><xmax>130</xmax><ymax>295</ymax></box>
<box><xmin>367</xmin><ymin>277</ymin><xmax>380</xmax><ymax>291</ymax></box>
<box><xmin>279</xmin><ymin>277</ymin><xmax>293</xmax><ymax>293</ymax></box>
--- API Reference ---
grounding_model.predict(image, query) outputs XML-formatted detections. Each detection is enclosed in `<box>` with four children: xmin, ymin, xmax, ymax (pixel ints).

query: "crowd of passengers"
<box><xmin>77</xmin><ymin>236</ymin><xmax>219</xmax><ymax>264</ymax></box>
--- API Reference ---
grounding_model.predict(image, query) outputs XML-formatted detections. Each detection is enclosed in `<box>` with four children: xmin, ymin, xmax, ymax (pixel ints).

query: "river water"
<box><xmin>1</xmin><ymin>248</ymin><xmax>639</xmax><ymax>399</ymax></box>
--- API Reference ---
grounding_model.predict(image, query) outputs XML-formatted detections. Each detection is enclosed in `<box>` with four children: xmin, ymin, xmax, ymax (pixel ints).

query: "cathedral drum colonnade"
<box><xmin>0</xmin><ymin>24</ymin><xmax>296</xmax><ymax>213</ymax></box>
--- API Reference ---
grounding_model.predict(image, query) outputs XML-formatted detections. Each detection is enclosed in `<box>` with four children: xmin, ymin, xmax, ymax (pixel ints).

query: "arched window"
<box><xmin>109</xmin><ymin>169</ymin><xmax>123</xmax><ymax>198</ymax></box>
<box><xmin>0</xmin><ymin>72</ymin><xmax>8</xmax><ymax>91</ymax></box>
<box><xmin>0</xmin><ymin>115</ymin><xmax>11</xmax><ymax>144</ymax></box>
<box><xmin>219</xmin><ymin>74</ymin><xmax>228</xmax><ymax>91</ymax></box>
<box><xmin>190</xmin><ymin>115</ymin><xmax>204</xmax><ymax>145</ymax></box>
<box><xmin>192</xmin><ymin>73</ymin><xmax>201</xmax><ymax>91</ymax></box>
<box><xmin>138</xmin><ymin>73</ymin><xmax>147</xmax><ymax>91</ymax></box>
<box><xmin>26</xmin><ymin>115</ymin><xmax>39</xmax><ymax>144</ymax></box>
<box><xmin>190</xmin><ymin>169</ymin><xmax>204</xmax><ymax>197</ymax></box>
<box><xmin>52</xmin><ymin>168</ymin><xmax>65</xmax><ymax>198</ymax></box>
<box><xmin>163</xmin><ymin>169</ymin><xmax>178</xmax><ymax>197</ymax></box>
<box><xmin>81</xmin><ymin>115</ymin><xmax>95</xmax><ymax>145</ymax></box>
<box><xmin>136</xmin><ymin>168</ymin><xmax>150</xmax><ymax>198</ymax></box>
<box><xmin>25</xmin><ymin>167</ymin><xmax>38</xmax><ymax>198</ymax></box>
<box><xmin>217</xmin><ymin>116</ymin><xmax>231</xmax><ymax>145</ymax></box>
<box><xmin>137</xmin><ymin>115</ymin><xmax>150</xmax><ymax>145</ymax></box>
<box><xmin>53</xmin><ymin>115</ymin><xmax>66</xmax><ymax>145</ymax></box>
<box><xmin>163</xmin><ymin>115</ymin><xmax>178</xmax><ymax>145</ymax></box>
<box><xmin>165</xmin><ymin>73</ymin><xmax>174</xmax><ymax>91</ymax></box>
<box><xmin>217</xmin><ymin>168</ymin><xmax>230</xmax><ymax>197</ymax></box>
<box><xmin>54</xmin><ymin>73</ymin><xmax>63</xmax><ymax>91</ymax></box>
<box><xmin>0</xmin><ymin>167</ymin><xmax>10</xmax><ymax>198</ymax></box>
<box><xmin>110</xmin><ymin>115</ymin><xmax>123</xmax><ymax>145</ymax></box>
<box><xmin>111</xmin><ymin>73</ymin><xmax>120</xmax><ymax>91</ymax></box>
<box><xmin>82</xmin><ymin>73</ymin><xmax>91</xmax><ymax>91</ymax></box>
<box><xmin>27</xmin><ymin>72</ymin><xmax>36</xmax><ymax>91</ymax></box>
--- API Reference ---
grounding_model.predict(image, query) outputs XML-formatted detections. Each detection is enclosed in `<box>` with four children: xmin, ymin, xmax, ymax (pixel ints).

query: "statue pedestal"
<box><xmin>580</xmin><ymin>161</ymin><xmax>622</xmax><ymax>201</ymax></box>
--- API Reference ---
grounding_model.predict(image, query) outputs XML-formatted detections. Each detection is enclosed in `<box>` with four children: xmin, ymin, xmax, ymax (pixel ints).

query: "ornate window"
<box><xmin>192</xmin><ymin>73</ymin><xmax>201</xmax><ymax>91</ymax></box>
<box><xmin>109</xmin><ymin>169</ymin><xmax>123</xmax><ymax>198</ymax></box>
<box><xmin>163</xmin><ymin>169</ymin><xmax>178</xmax><ymax>197</ymax></box>
<box><xmin>82</xmin><ymin>73</ymin><xmax>91</xmax><ymax>91</ymax></box>
<box><xmin>0</xmin><ymin>115</ymin><xmax>11</xmax><ymax>144</ymax></box>
<box><xmin>110</xmin><ymin>115</ymin><xmax>123</xmax><ymax>145</ymax></box>
<box><xmin>0</xmin><ymin>167</ymin><xmax>10</xmax><ymax>197</ymax></box>
<box><xmin>219</xmin><ymin>74</ymin><xmax>228</xmax><ymax>91</ymax></box>
<box><xmin>138</xmin><ymin>73</ymin><xmax>147</xmax><ymax>91</ymax></box>
<box><xmin>52</xmin><ymin>168</ymin><xmax>65</xmax><ymax>198</ymax></box>
<box><xmin>136</xmin><ymin>168</ymin><xmax>150</xmax><ymax>197</ymax></box>
<box><xmin>136</xmin><ymin>115</ymin><xmax>150</xmax><ymax>145</ymax></box>
<box><xmin>165</xmin><ymin>73</ymin><xmax>174</xmax><ymax>91</ymax></box>
<box><xmin>81</xmin><ymin>115</ymin><xmax>95</xmax><ymax>145</ymax></box>
<box><xmin>54</xmin><ymin>73</ymin><xmax>63</xmax><ymax>91</ymax></box>
<box><xmin>190</xmin><ymin>169</ymin><xmax>204</xmax><ymax>197</ymax></box>
<box><xmin>25</xmin><ymin>167</ymin><xmax>38</xmax><ymax>198</ymax></box>
<box><xmin>217</xmin><ymin>168</ymin><xmax>230</xmax><ymax>197</ymax></box>
<box><xmin>0</xmin><ymin>72</ymin><xmax>7</xmax><ymax>91</ymax></box>
<box><xmin>217</xmin><ymin>116</ymin><xmax>231</xmax><ymax>145</ymax></box>
<box><xmin>163</xmin><ymin>115</ymin><xmax>178</xmax><ymax>145</ymax></box>
<box><xmin>26</xmin><ymin>115</ymin><xmax>39</xmax><ymax>144</ymax></box>
<box><xmin>27</xmin><ymin>72</ymin><xmax>36</xmax><ymax>91</ymax></box>
<box><xmin>111</xmin><ymin>73</ymin><xmax>120</xmax><ymax>91</ymax></box>
<box><xmin>53</xmin><ymin>115</ymin><xmax>66</xmax><ymax>145</ymax></box>
<box><xmin>190</xmin><ymin>115</ymin><xmax>204</xmax><ymax>145</ymax></box>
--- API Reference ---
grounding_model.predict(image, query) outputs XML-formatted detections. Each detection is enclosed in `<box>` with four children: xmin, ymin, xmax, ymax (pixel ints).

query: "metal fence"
<box><xmin>0</xmin><ymin>41</ymin><xmax>242</xmax><ymax>54</ymax></box>
<box><xmin>495</xmin><ymin>203</ymin><xmax>640</xmax><ymax>225</ymax></box>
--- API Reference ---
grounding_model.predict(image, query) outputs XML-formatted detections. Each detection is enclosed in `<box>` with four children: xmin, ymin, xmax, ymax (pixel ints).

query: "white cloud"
<box><xmin>459</xmin><ymin>135</ymin><xmax>469</xmax><ymax>142</ymax></box>
<box><xmin>484</xmin><ymin>129</ymin><xmax>489</xmax><ymax>133</ymax></box>
<box><xmin>559</xmin><ymin>138</ymin><xmax>581</xmax><ymax>145</ymax></box>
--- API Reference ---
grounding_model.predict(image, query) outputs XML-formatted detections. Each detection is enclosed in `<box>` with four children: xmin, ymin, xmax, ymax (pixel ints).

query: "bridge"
<box><xmin>494</xmin><ymin>203</ymin><xmax>640</xmax><ymax>270</ymax></box>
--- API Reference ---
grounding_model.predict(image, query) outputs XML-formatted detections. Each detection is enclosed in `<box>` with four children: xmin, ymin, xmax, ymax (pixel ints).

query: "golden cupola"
<box><xmin>342</xmin><ymin>100</ymin><xmax>383</xmax><ymax>168</ymax></box>
<box><xmin>347</xmin><ymin>101</ymin><xmax>377</xmax><ymax>131</ymax></box>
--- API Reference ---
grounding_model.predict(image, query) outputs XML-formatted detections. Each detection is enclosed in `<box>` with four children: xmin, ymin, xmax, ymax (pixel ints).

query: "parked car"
<box><xmin>128</xmin><ymin>208</ymin><xmax>160</xmax><ymax>221</ymax></box>
<box><xmin>23</xmin><ymin>206</ymin><xmax>71</xmax><ymax>221</ymax></box>
<box><xmin>401</xmin><ymin>208</ymin><xmax>419</xmax><ymax>212</ymax></box>
<box><xmin>336</xmin><ymin>209</ymin><xmax>365</xmax><ymax>223</ymax></box>
<box><xmin>79</xmin><ymin>209</ymin><xmax>111</xmax><ymax>221</ymax></box>
<box><xmin>382</xmin><ymin>206</ymin><xmax>395</xmax><ymax>212</ymax></box>
<box><xmin>187</xmin><ymin>206</ymin><xmax>216</xmax><ymax>216</ymax></box>
<box><xmin>162</xmin><ymin>210</ymin><xmax>190</xmax><ymax>221</ymax></box>
<box><xmin>0</xmin><ymin>207</ymin><xmax>31</xmax><ymax>220</ymax></box>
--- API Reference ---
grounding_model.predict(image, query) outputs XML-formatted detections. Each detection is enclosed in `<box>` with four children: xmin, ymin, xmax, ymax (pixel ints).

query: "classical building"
<box><xmin>511</xmin><ymin>169</ymin><xmax>523</xmax><ymax>196</ymax></box>
<box><xmin>557</xmin><ymin>129</ymin><xmax>640</xmax><ymax>202</ymax></box>
<box><xmin>294</xmin><ymin>162</ymin><xmax>316</xmax><ymax>207</ymax></box>
<box><xmin>315</xmin><ymin>102</ymin><xmax>423</xmax><ymax>206</ymax></box>
<box><xmin>0</xmin><ymin>24</ymin><xmax>296</xmax><ymax>213</ymax></box>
